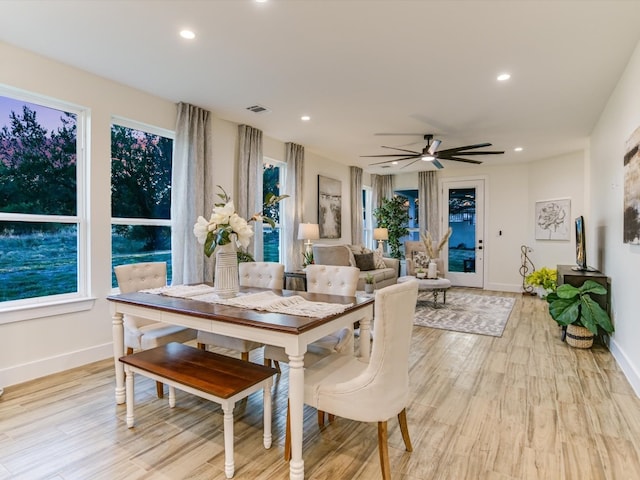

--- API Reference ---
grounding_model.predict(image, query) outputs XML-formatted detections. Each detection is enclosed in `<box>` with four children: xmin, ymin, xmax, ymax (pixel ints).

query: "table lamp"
<box><xmin>298</xmin><ymin>223</ymin><xmax>320</xmax><ymax>254</ymax></box>
<box><xmin>373</xmin><ymin>227</ymin><xmax>388</xmax><ymax>252</ymax></box>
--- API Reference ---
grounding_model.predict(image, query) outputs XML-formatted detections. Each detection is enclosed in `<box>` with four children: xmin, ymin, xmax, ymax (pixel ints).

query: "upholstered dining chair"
<box><xmin>263</xmin><ymin>264</ymin><xmax>360</xmax><ymax>370</ymax></box>
<box><xmin>114</xmin><ymin>261</ymin><xmax>198</xmax><ymax>398</ymax></box>
<box><xmin>197</xmin><ymin>262</ymin><xmax>285</xmax><ymax>362</ymax></box>
<box><xmin>284</xmin><ymin>280</ymin><xmax>419</xmax><ymax>479</ymax></box>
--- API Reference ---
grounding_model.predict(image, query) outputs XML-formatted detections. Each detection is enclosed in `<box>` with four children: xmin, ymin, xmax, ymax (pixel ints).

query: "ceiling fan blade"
<box><xmin>400</xmin><ymin>158</ymin><xmax>422</xmax><ymax>169</ymax></box>
<box><xmin>380</xmin><ymin>146</ymin><xmax>421</xmax><ymax>154</ymax></box>
<box><xmin>432</xmin><ymin>159</ymin><xmax>444</xmax><ymax>169</ymax></box>
<box><xmin>369</xmin><ymin>156</ymin><xmax>419</xmax><ymax>165</ymax></box>
<box><xmin>427</xmin><ymin>139</ymin><xmax>441</xmax><ymax>155</ymax></box>
<box><xmin>360</xmin><ymin>153</ymin><xmax>420</xmax><ymax>158</ymax></box>
<box><xmin>443</xmin><ymin>156</ymin><xmax>484</xmax><ymax>164</ymax></box>
<box><xmin>374</xmin><ymin>133</ymin><xmax>426</xmax><ymax>136</ymax></box>
<box><xmin>441</xmin><ymin>150</ymin><xmax>504</xmax><ymax>156</ymax></box>
<box><xmin>436</xmin><ymin>143</ymin><xmax>493</xmax><ymax>155</ymax></box>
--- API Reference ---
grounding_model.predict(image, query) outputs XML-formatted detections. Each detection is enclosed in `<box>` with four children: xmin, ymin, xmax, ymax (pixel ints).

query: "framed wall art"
<box><xmin>318</xmin><ymin>175</ymin><xmax>342</xmax><ymax>238</ymax></box>
<box><xmin>624</xmin><ymin>125</ymin><xmax>640</xmax><ymax>244</ymax></box>
<box><xmin>535</xmin><ymin>198</ymin><xmax>571</xmax><ymax>240</ymax></box>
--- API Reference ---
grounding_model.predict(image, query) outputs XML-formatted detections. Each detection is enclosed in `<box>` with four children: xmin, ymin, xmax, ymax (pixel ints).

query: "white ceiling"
<box><xmin>2</xmin><ymin>0</ymin><xmax>640</xmax><ymax>173</ymax></box>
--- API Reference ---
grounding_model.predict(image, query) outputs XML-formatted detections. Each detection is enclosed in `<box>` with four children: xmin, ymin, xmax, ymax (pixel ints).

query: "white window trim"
<box><xmin>0</xmin><ymin>87</ymin><xmax>90</xmax><ymax>321</ymax></box>
<box><xmin>263</xmin><ymin>157</ymin><xmax>285</xmax><ymax>262</ymax></box>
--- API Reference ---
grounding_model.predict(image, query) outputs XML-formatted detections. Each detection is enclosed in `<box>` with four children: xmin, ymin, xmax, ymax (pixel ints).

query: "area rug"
<box><xmin>414</xmin><ymin>290</ymin><xmax>516</xmax><ymax>337</ymax></box>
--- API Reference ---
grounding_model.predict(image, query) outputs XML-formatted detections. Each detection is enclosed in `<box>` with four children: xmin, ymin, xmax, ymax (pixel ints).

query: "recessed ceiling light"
<box><xmin>514</xmin><ymin>147</ymin><xmax>523</xmax><ymax>152</ymax></box>
<box><xmin>255</xmin><ymin>0</ymin><xmax>268</xmax><ymax>3</ymax></box>
<box><xmin>301</xmin><ymin>115</ymin><xmax>310</xmax><ymax>121</ymax></box>
<box><xmin>180</xmin><ymin>29</ymin><xmax>196</xmax><ymax>40</ymax></box>
<box><xmin>392</xmin><ymin>161</ymin><xmax>398</xmax><ymax>165</ymax></box>
<box><xmin>497</xmin><ymin>73</ymin><xmax>511</xmax><ymax>81</ymax></box>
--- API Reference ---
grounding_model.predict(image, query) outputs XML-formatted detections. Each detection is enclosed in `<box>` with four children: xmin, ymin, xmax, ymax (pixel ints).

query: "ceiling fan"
<box><xmin>361</xmin><ymin>134</ymin><xmax>504</xmax><ymax>169</ymax></box>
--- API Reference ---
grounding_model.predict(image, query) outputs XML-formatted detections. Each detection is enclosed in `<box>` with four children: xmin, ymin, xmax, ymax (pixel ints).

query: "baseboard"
<box><xmin>484</xmin><ymin>282</ymin><xmax>523</xmax><ymax>293</ymax></box>
<box><xmin>609</xmin><ymin>338</ymin><xmax>640</xmax><ymax>398</ymax></box>
<box><xmin>1</xmin><ymin>343</ymin><xmax>113</xmax><ymax>388</ymax></box>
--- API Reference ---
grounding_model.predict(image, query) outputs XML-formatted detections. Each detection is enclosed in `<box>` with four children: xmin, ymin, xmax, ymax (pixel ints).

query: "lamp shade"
<box><xmin>373</xmin><ymin>228</ymin><xmax>389</xmax><ymax>241</ymax></box>
<box><xmin>298</xmin><ymin>223</ymin><xmax>320</xmax><ymax>240</ymax></box>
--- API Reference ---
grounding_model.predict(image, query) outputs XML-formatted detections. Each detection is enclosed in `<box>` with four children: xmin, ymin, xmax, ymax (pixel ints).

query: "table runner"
<box><xmin>141</xmin><ymin>284</ymin><xmax>352</xmax><ymax>318</ymax></box>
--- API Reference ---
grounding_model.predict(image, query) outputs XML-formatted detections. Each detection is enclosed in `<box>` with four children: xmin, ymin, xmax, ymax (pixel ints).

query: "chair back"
<box><xmin>305</xmin><ymin>264</ymin><xmax>359</xmax><ymax>296</ymax></box>
<box><xmin>316</xmin><ymin>280</ymin><xmax>418</xmax><ymax>421</ymax></box>
<box><xmin>114</xmin><ymin>262</ymin><xmax>167</xmax><ymax>293</ymax></box>
<box><xmin>405</xmin><ymin>240</ymin><xmax>443</xmax><ymax>276</ymax></box>
<box><xmin>239</xmin><ymin>262</ymin><xmax>284</xmax><ymax>289</ymax></box>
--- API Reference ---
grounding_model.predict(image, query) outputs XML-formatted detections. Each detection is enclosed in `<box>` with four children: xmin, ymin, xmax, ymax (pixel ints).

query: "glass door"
<box><xmin>443</xmin><ymin>179</ymin><xmax>485</xmax><ymax>287</ymax></box>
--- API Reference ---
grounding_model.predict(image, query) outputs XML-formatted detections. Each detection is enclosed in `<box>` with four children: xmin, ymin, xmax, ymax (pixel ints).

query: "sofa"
<box><xmin>312</xmin><ymin>244</ymin><xmax>399</xmax><ymax>291</ymax></box>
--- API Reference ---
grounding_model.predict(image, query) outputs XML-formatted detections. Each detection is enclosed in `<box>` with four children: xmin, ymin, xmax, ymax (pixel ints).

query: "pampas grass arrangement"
<box><xmin>420</xmin><ymin>227</ymin><xmax>452</xmax><ymax>259</ymax></box>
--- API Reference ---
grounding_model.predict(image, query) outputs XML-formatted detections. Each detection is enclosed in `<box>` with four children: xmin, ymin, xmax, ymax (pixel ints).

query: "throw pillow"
<box><xmin>413</xmin><ymin>251</ymin><xmax>430</xmax><ymax>269</ymax></box>
<box><xmin>363</xmin><ymin>246</ymin><xmax>387</xmax><ymax>269</ymax></box>
<box><xmin>353</xmin><ymin>252</ymin><xmax>376</xmax><ymax>271</ymax></box>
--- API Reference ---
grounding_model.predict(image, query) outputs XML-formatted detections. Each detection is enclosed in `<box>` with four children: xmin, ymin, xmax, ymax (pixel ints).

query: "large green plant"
<box><xmin>545</xmin><ymin>280</ymin><xmax>614</xmax><ymax>335</ymax></box>
<box><xmin>373</xmin><ymin>196</ymin><xmax>410</xmax><ymax>259</ymax></box>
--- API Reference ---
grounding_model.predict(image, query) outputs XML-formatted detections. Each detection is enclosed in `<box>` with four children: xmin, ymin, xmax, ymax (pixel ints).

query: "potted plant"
<box><xmin>302</xmin><ymin>250</ymin><xmax>314</xmax><ymax>269</ymax></box>
<box><xmin>373</xmin><ymin>195</ymin><xmax>410</xmax><ymax>260</ymax></box>
<box><xmin>545</xmin><ymin>280</ymin><xmax>614</xmax><ymax>348</ymax></box>
<box><xmin>364</xmin><ymin>273</ymin><xmax>375</xmax><ymax>294</ymax></box>
<box><xmin>525</xmin><ymin>267</ymin><xmax>557</xmax><ymax>298</ymax></box>
<box><xmin>415</xmin><ymin>267</ymin><xmax>426</xmax><ymax>279</ymax></box>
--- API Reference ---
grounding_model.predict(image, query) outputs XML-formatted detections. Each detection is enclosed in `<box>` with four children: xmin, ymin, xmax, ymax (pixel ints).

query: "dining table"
<box><xmin>107</xmin><ymin>286</ymin><xmax>374</xmax><ymax>480</ymax></box>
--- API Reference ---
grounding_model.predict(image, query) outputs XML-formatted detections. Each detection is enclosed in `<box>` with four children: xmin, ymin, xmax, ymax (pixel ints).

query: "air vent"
<box><xmin>246</xmin><ymin>104</ymin><xmax>271</xmax><ymax>114</ymax></box>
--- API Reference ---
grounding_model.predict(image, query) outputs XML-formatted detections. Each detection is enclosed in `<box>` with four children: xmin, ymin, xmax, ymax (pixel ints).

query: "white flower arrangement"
<box><xmin>193</xmin><ymin>185</ymin><xmax>288</xmax><ymax>257</ymax></box>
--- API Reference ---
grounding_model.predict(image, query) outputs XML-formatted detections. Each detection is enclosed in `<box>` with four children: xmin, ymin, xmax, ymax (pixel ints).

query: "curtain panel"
<box><xmin>237</xmin><ymin>125</ymin><xmax>263</xmax><ymax>261</ymax></box>
<box><xmin>371</xmin><ymin>174</ymin><xmax>394</xmax><ymax>225</ymax></box>
<box><xmin>418</xmin><ymin>170</ymin><xmax>439</xmax><ymax>239</ymax></box>
<box><xmin>171</xmin><ymin>102</ymin><xmax>212</xmax><ymax>285</ymax></box>
<box><xmin>350</xmin><ymin>166</ymin><xmax>363</xmax><ymax>244</ymax></box>
<box><xmin>283</xmin><ymin>142</ymin><xmax>305</xmax><ymax>276</ymax></box>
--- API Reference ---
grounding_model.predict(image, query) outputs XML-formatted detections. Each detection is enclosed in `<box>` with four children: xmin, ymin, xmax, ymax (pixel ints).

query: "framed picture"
<box><xmin>624</xmin><ymin>125</ymin><xmax>640</xmax><ymax>244</ymax></box>
<box><xmin>318</xmin><ymin>175</ymin><xmax>341</xmax><ymax>238</ymax></box>
<box><xmin>535</xmin><ymin>198</ymin><xmax>571</xmax><ymax>240</ymax></box>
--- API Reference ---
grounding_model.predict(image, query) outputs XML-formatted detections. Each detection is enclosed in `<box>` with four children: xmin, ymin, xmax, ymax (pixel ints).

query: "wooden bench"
<box><xmin>119</xmin><ymin>342</ymin><xmax>277</xmax><ymax>479</ymax></box>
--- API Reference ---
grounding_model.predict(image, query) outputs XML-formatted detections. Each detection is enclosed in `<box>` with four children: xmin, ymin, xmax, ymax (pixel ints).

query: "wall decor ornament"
<box><xmin>318</xmin><ymin>175</ymin><xmax>342</xmax><ymax>238</ymax></box>
<box><xmin>535</xmin><ymin>198</ymin><xmax>571</xmax><ymax>240</ymax></box>
<box><xmin>624</xmin><ymin>125</ymin><xmax>640</xmax><ymax>244</ymax></box>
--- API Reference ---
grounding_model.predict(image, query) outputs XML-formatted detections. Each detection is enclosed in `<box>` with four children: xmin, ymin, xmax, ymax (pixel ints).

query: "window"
<box><xmin>263</xmin><ymin>159</ymin><xmax>284</xmax><ymax>262</ymax></box>
<box><xmin>0</xmin><ymin>91</ymin><xmax>87</xmax><ymax>306</ymax></box>
<box><xmin>362</xmin><ymin>186</ymin><xmax>373</xmax><ymax>248</ymax></box>
<box><xmin>110</xmin><ymin>119</ymin><xmax>173</xmax><ymax>287</ymax></box>
<box><xmin>395</xmin><ymin>189</ymin><xmax>420</xmax><ymax>243</ymax></box>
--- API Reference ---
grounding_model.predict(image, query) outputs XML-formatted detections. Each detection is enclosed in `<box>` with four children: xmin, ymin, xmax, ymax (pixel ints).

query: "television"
<box><xmin>573</xmin><ymin>215</ymin><xmax>593</xmax><ymax>271</ymax></box>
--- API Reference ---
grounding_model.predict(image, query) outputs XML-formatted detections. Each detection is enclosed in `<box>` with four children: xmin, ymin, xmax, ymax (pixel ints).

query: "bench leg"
<box><xmin>125</xmin><ymin>367</ymin><xmax>135</xmax><ymax>428</ymax></box>
<box><xmin>169</xmin><ymin>386</ymin><xmax>176</xmax><ymax>408</ymax></box>
<box><xmin>263</xmin><ymin>380</ymin><xmax>273</xmax><ymax>449</ymax></box>
<box><xmin>222</xmin><ymin>403</ymin><xmax>235</xmax><ymax>478</ymax></box>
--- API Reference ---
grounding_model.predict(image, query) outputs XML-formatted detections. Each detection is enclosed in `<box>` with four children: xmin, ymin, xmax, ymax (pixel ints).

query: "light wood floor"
<box><xmin>2</xmin><ymin>289</ymin><xmax>640</xmax><ymax>479</ymax></box>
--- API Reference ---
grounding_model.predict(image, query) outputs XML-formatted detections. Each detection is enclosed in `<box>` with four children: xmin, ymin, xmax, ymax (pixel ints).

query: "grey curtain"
<box><xmin>418</xmin><ymin>171</ymin><xmax>439</xmax><ymax>239</ymax></box>
<box><xmin>371</xmin><ymin>174</ymin><xmax>394</xmax><ymax>225</ymax></box>
<box><xmin>283</xmin><ymin>142</ymin><xmax>305</xmax><ymax>274</ymax></box>
<box><xmin>237</xmin><ymin>125</ymin><xmax>263</xmax><ymax>261</ymax></box>
<box><xmin>350</xmin><ymin>166</ymin><xmax>363</xmax><ymax>244</ymax></box>
<box><xmin>171</xmin><ymin>102</ymin><xmax>212</xmax><ymax>285</ymax></box>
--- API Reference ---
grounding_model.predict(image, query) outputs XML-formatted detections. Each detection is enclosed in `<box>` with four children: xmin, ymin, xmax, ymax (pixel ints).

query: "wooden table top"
<box><xmin>107</xmin><ymin>286</ymin><xmax>374</xmax><ymax>335</ymax></box>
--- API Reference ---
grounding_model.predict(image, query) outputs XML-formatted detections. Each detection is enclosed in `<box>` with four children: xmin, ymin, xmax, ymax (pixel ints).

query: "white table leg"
<box><xmin>222</xmin><ymin>402</ymin><xmax>235</xmax><ymax>478</ymax></box>
<box><xmin>263</xmin><ymin>379</ymin><xmax>273</xmax><ymax>449</ymax></box>
<box><xmin>112</xmin><ymin>310</ymin><xmax>125</xmax><ymax>404</ymax></box>
<box><xmin>125</xmin><ymin>367</ymin><xmax>134</xmax><ymax>428</ymax></box>
<box><xmin>288</xmin><ymin>353</ymin><xmax>305</xmax><ymax>480</ymax></box>
<box><xmin>169</xmin><ymin>386</ymin><xmax>176</xmax><ymax>408</ymax></box>
<box><xmin>359</xmin><ymin>311</ymin><xmax>372</xmax><ymax>361</ymax></box>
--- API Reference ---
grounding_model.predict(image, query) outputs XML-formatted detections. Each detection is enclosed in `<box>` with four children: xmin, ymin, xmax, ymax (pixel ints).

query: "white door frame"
<box><xmin>440</xmin><ymin>176</ymin><xmax>487</xmax><ymax>288</ymax></box>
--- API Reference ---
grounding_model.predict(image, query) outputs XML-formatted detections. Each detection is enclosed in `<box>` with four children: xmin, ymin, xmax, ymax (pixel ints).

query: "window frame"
<box><xmin>110</xmin><ymin>116</ymin><xmax>174</xmax><ymax>288</ymax></box>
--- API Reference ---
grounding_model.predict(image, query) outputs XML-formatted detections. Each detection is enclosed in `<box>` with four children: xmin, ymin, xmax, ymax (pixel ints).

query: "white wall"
<box><xmin>590</xmin><ymin>40</ymin><xmax>640</xmax><ymax>395</ymax></box>
<box><xmin>0</xmin><ymin>42</ymin><xmax>353</xmax><ymax>387</ymax></box>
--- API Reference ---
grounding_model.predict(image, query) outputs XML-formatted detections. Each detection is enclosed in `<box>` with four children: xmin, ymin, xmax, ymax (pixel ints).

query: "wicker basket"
<box><xmin>565</xmin><ymin>324</ymin><xmax>594</xmax><ymax>349</ymax></box>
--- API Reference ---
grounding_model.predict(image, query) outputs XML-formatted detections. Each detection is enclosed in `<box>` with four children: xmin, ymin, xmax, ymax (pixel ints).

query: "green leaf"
<box><xmin>548</xmin><ymin>297</ymin><xmax>580</xmax><ymax>326</ymax></box>
<box><xmin>263</xmin><ymin>216</ymin><xmax>276</xmax><ymax>228</ymax></box>
<box><xmin>579</xmin><ymin>280</ymin><xmax>607</xmax><ymax>296</ymax></box>
<box><xmin>581</xmin><ymin>295</ymin><xmax>614</xmax><ymax>333</ymax></box>
<box><xmin>555</xmin><ymin>284</ymin><xmax>580</xmax><ymax>299</ymax></box>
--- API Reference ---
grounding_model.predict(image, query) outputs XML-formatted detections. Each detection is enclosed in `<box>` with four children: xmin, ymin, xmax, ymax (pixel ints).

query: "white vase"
<box><xmin>427</xmin><ymin>261</ymin><xmax>438</xmax><ymax>279</ymax></box>
<box><xmin>214</xmin><ymin>238</ymin><xmax>239</xmax><ymax>298</ymax></box>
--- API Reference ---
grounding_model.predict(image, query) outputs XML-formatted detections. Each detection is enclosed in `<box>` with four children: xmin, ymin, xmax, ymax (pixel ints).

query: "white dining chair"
<box><xmin>197</xmin><ymin>262</ymin><xmax>285</xmax><ymax>362</ymax></box>
<box><xmin>284</xmin><ymin>279</ymin><xmax>419</xmax><ymax>479</ymax></box>
<box><xmin>114</xmin><ymin>261</ymin><xmax>197</xmax><ymax>398</ymax></box>
<box><xmin>263</xmin><ymin>264</ymin><xmax>360</xmax><ymax>370</ymax></box>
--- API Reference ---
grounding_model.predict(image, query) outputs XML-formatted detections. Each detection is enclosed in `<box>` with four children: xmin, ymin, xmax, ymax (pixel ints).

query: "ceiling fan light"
<box><xmin>421</xmin><ymin>155</ymin><xmax>435</xmax><ymax>161</ymax></box>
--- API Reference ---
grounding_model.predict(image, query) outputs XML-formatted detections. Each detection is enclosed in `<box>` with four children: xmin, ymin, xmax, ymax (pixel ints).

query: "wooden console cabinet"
<box><xmin>556</xmin><ymin>264</ymin><xmax>610</xmax><ymax>313</ymax></box>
